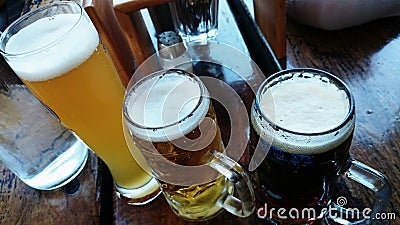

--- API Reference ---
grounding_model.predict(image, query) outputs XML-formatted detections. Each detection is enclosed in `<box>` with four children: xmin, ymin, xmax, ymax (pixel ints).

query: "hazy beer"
<box><xmin>250</xmin><ymin>69</ymin><xmax>355</xmax><ymax>223</ymax></box>
<box><xmin>123</xmin><ymin>69</ymin><xmax>255</xmax><ymax>221</ymax></box>
<box><xmin>0</xmin><ymin>2</ymin><xmax>159</xmax><ymax>204</ymax></box>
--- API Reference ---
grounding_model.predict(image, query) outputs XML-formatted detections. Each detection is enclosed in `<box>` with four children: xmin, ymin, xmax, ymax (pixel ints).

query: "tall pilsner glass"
<box><xmin>0</xmin><ymin>1</ymin><xmax>160</xmax><ymax>204</ymax></box>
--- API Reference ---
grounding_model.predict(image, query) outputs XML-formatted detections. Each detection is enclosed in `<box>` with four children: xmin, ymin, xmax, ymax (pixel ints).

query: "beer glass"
<box><xmin>169</xmin><ymin>0</ymin><xmax>219</xmax><ymax>43</ymax></box>
<box><xmin>0</xmin><ymin>1</ymin><xmax>160</xmax><ymax>204</ymax></box>
<box><xmin>250</xmin><ymin>68</ymin><xmax>391</xmax><ymax>224</ymax></box>
<box><xmin>123</xmin><ymin>69</ymin><xmax>255</xmax><ymax>221</ymax></box>
<box><xmin>0</xmin><ymin>74</ymin><xmax>88</xmax><ymax>190</ymax></box>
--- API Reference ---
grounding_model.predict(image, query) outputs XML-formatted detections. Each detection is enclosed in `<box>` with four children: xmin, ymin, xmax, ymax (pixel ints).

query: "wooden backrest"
<box><xmin>253</xmin><ymin>0</ymin><xmax>286</xmax><ymax>59</ymax></box>
<box><xmin>112</xmin><ymin>0</ymin><xmax>173</xmax><ymax>65</ymax></box>
<box><xmin>84</xmin><ymin>0</ymin><xmax>136</xmax><ymax>85</ymax></box>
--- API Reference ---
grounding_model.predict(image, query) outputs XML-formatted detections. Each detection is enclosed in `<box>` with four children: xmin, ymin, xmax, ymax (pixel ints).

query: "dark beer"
<box><xmin>250</xmin><ymin>69</ymin><xmax>355</xmax><ymax>223</ymax></box>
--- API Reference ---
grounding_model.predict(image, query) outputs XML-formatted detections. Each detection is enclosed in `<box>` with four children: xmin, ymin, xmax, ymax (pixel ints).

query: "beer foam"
<box><xmin>252</xmin><ymin>74</ymin><xmax>354</xmax><ymax>154</ymax></box>
<box><xmin>5</xmin><ymin>14</ymin><xmax>99</xmax><ymax>82</ymax></box>
<box><xmin>125</xmin><ymin>71</ymin><xmax>210</xmax><ymax>142</ymax></box>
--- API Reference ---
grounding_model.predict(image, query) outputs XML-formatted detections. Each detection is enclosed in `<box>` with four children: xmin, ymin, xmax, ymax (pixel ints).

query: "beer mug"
<box><xmin>0</xmin><ymin>1</ymin><xmax>160</xmax><ymax>204</ymax></box>
<box><xmin>249</xmin><ymin>68</ymin><xmax>391</xmax><ymax>224</ymax></box>
<box><xmin>123</xmin><ymin>69</ymin><xmax>255</xmax><ymax>221</ymax></box>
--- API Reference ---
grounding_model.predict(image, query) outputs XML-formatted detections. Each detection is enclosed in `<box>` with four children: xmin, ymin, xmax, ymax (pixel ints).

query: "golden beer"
<box><xmin>22</xmin><ymin>43</ymin><xmax>151</xmax><ymax>188</ymax></box>
<box><xmin>124</xmin><ymin>70</ymin><xmax>254</xmax><ymax>220</ymax></box>
<box><xmin>153</xmin><ymin>105</ymin><xmax>232</xmax><ymax>221</ymax></box>
<box><xmin>1</xmin><ymin>2</ymin><xmax>159</xmax><ymax>203</ymax></box>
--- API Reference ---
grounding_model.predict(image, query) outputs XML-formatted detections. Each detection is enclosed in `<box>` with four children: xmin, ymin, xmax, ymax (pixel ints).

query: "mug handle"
<box><xmin>209</xmin><ymin>150</ymin><xmax>255</xmax><ymax>218</ymax></box>
<box><xmin>328</xmin><ymin>159</ymin><xmax>392</xmax><ymax>224</ymax></box>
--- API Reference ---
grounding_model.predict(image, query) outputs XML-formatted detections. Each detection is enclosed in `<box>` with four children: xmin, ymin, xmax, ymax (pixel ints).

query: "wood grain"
<box><xmin>84</xmin><ymin>0</ymin><xmax>135</xmax><ymax>86</ymax></box>
<box><xmin>0</xmin><ymin>151</ymin><xmax>102</xmax><ymax>225</ymax></box>
<box><xmin>113</xmin><ymin>0</ymin><xmax>172</xmax><ymax>13</ymax></box>
<box><xmin>113</xmin><ymin>9</ymin><xmax>155</xmax><ymax>65</ymax></box>
<box><xmin>253</xmin><ymin>0</ymin><xmax>286</xmax><ymax>59</ymax></box>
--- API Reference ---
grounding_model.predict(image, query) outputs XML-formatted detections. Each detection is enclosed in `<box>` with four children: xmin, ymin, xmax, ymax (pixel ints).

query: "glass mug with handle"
<box><xmin>0</xmin><ymin>1</ymin><xmax>160</xmax><ymax>204</ymax></box>
<box><xmin>123</xmin><ymin>69</ymin><xmax>255</xmax><ymax>221</ymax></box>
<box><xmin>249</xmin><ymin>68</ymin><xmax>391</xmax><ymax>224</ymax></box>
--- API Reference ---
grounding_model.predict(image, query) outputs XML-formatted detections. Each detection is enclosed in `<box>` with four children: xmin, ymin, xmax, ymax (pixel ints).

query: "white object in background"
<box><xmin>287</xmin><ymin>0</ymin><xmax>400</xmax><ymax>30</ymax></box>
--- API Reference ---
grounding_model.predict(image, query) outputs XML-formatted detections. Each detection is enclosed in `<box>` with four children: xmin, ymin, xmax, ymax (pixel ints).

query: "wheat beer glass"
<box><xmin>250</xmin><ymin>68</ymin><xmax>391</xmax><ymax>224</ymax></box>
<box><xmin>0</xmin><ymin>1</ymin><xmax>160</xmax><ymax>204</ymax></box>
<box><xmin>123</xmin><ymin>69</ymin><xmax>255</xmax><ymax>221</ymax></box>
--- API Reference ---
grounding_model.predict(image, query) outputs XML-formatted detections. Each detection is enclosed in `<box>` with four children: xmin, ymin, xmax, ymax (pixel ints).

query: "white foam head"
<box><xmin>4</xmin><ymin>13</ymin><xmax>99</xmax><ymax>82</ymax></box>
<box><xmin>124</xmin><ymin>71</ymin><xmax>210</xmax><ymax>142</ymax></box>
<box><xmin>252</xmin><ymin>71</ymin><xmax>354</xmax><ymax>154</ymax></box>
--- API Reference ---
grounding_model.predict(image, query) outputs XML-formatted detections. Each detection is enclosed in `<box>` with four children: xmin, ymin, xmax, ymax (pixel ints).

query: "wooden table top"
<box><xmin>0</xmin><ymin>0</ymin><xmax>399</xmax><ymax>225</ymax></box>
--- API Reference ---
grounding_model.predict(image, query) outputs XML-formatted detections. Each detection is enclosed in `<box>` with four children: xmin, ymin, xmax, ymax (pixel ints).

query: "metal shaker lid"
<box><xmin>157</xmin><ymin>31</ymin><xmax>187</xmax><ymax>59</ymax></box>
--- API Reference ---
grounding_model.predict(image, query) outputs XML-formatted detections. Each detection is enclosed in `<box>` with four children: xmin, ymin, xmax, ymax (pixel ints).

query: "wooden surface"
<box><xmin>112</xmin><ymin>0</ymin><xmax>175</xmax><ymax>66</ymax></box>
<box><xmin>0</xmin><ymin>0</ymin><xmax>399</xmax><ymax>225</ymax></box>
<box><xmin>0</xmin><ymin>150</ymin><xmax>104</xmax><ymax>225</ymax></box>
<box><xmin>254</xmin><ymin>0</ymin><xmax>286</xmax><ymax>59</ymax></box>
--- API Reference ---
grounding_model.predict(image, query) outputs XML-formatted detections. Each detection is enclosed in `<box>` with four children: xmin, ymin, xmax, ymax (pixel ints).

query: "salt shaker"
<box><xmin>157</xmin><ymin>31</ymin><xmax>193</xmax><ymax>72</ymax></box>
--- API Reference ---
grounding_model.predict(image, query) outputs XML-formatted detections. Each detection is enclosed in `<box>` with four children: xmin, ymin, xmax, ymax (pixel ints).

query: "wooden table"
<box><xmin>0</xmin><ymin>0</ymin><xmax>399</xmax><ymax>224</ymax></box>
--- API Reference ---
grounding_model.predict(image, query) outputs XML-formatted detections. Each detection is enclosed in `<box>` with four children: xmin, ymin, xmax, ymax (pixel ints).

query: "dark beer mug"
<box><xmin>249</xmin><ymin>68</ymin><xmax>391</xmax><ymax>224</ymax></box>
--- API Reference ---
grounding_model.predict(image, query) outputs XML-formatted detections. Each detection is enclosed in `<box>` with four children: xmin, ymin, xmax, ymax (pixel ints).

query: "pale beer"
<box><xmin>1</xmin><ymin>2</ymin><xmax>159</xmax><ymax>203</ymax></box>
<box><xmin>124</xmin><ymin>70</ymin><xmax>231</xmax><ymax>220</ymax></box>
<box><xmin>124</xmin><ymin>70</ymin><xmax>255</xmax><ymax>220</ymax></box>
